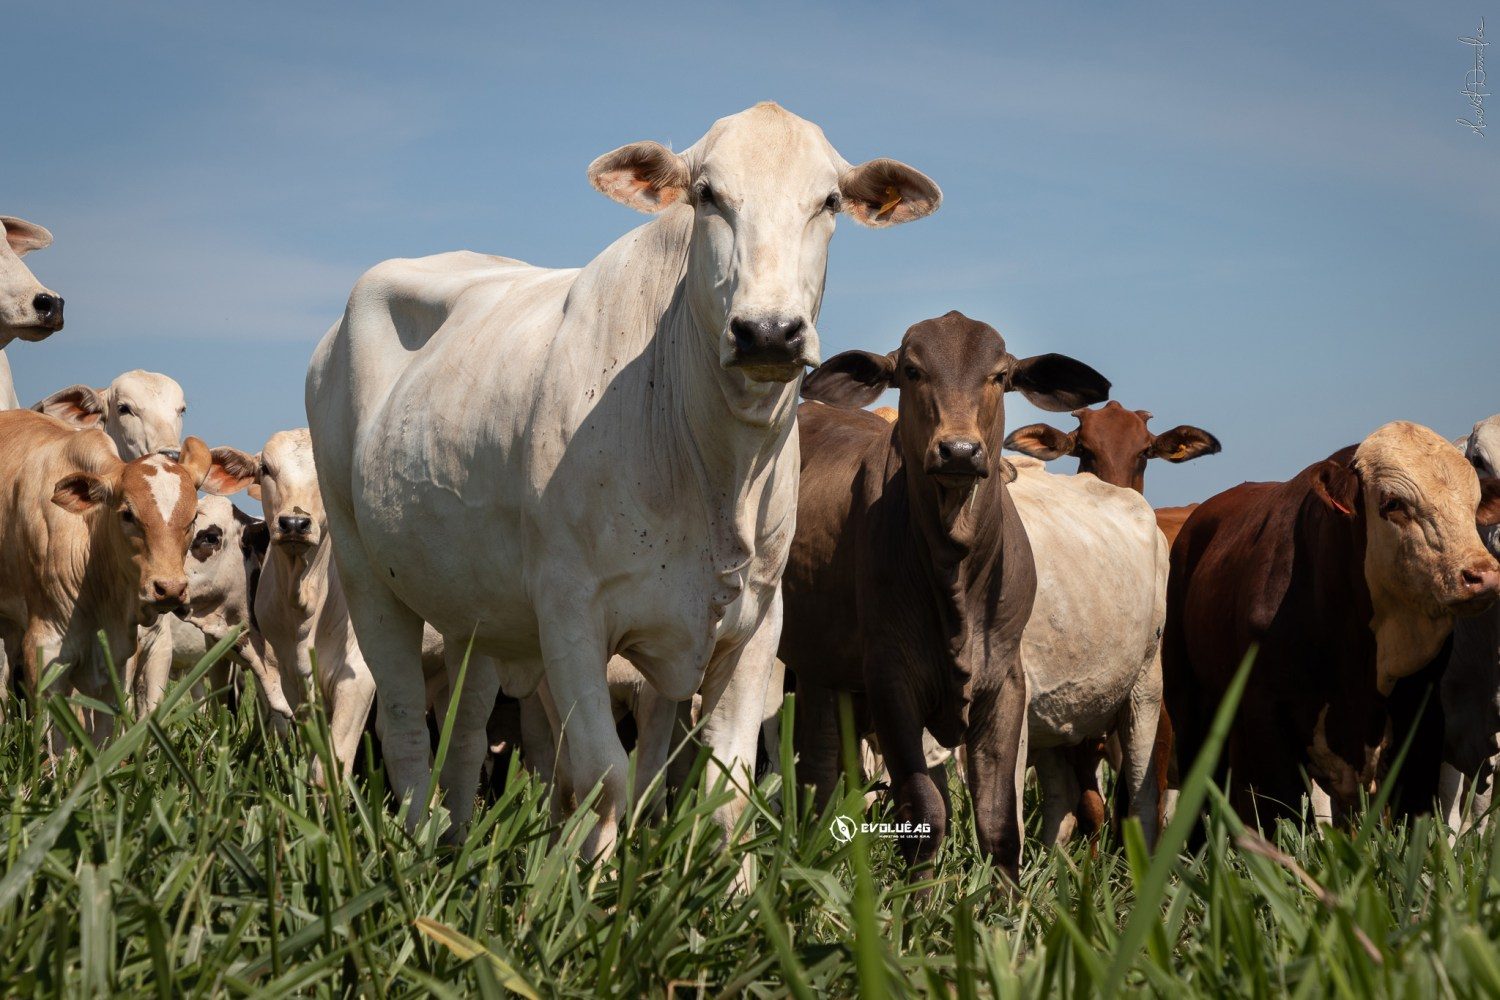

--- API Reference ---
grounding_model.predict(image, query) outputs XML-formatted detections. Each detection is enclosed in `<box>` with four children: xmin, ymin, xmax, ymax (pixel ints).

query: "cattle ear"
<box><xmin>33</xmin><ymin>385</ymin><xmax>105</xmax><ymax>429</ymax></box>
<box><xmin>839</xmin><ymin>158</ymin><xmax>942</xmax><ymax>227</ymax></box>
<box><xmin>998</xmin><ymin>458</ymin><xmax>1018</xmax><ymax>485</ymax></box>
<box><xmin>200</xmin><ymin>444</ymin><xmax>259</xmax><ymax>496</ymax></box>
<box><xmin>240</xmin><ymin>518</ymin><xmax>271</xmax><ymax>561</ymax></box>
<box><xmin>1478</xmin><ymin>477</ymin><xmax>1500</xmax><ymax>528</ymax></box>
<box><xmin>1</xmin><ymin>217</ymin><xmax>54</xmax><ymax>256</ymax></box>
<box><xmin>1003</xmin><ymin>423</ymin><xmax>1076</xmax><ymax>460</ymax></box>
<box><xmin>1005</xmin><ymin>354</ymin><xmax>1111</xmax><ymax>413</ymax></box>
<box><xmin>587</xmin><ymin>141</ymin><xmax>691</xmax><ymax>214</ymax></box>
<box><xmin>1150</xmin><ymin>425</ymin><xmax>1222</xmax><ymax>463</ymax></box>
<box><xmin>52</xmin><ymin>473</ymin><xmax>112</xmax><ymax>513</ymax></box>
<box><xmin>802</xmin><ymin>350</ymin><xmax>896</xmax><ymax>408</ymax></box>
<box><xmin>1311</xmin><ymin>460</ymin><xmax>1361</xmax><ymax>518</ymax></box>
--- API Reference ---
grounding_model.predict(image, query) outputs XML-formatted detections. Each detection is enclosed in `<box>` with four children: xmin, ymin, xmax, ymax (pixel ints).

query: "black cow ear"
<box><xmin>801</xmin><ymin>350</ymin><xmax>896</xmax><ymax>408</ymax></box>
<box><xmin>1150</xmin><ymin>425</ymin><xmax>1222</xmax><ymax>463</ymax></box>
<box><xmin>1312</xmin><ymin>459</ymin><xmax>1361</xmax><ymax>518</ymax></box>
<box><xmin>1004</xmin><ymin>423</ymin><xmax>1076</xmax><ymax>460</ymax></box>
<box><xmin>1478</xmin><ymin>478</ymin><xmax>1500</xmax><ymax>528</ymax></box>
<box><xmin>1005</xmin><ymin>354</ymin><xmax>1111</xmax><ymax>412</ymax></box>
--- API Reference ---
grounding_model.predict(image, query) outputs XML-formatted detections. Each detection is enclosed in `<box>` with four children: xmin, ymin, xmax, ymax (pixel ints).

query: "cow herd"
<box><xmin>3</xmin><ymin>103</ymin><xmax>1499</xmax><ymax>885</ymax></box>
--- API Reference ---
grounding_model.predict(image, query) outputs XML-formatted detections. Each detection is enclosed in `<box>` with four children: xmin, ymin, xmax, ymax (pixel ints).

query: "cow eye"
<box><xmin>696</xmin><ymin>183</ymin><xmax>718</xmax><ymax>209</ymax></box>
<box><xmin>118</xmin><ymin>404</ymin><xmax>134</xmax><ymax>417</ymax></box>
<box><xmin>121</xmin><ymin>509</ymin><xmax>135</xmax><ymax>524</ymax></box>
<box><xmin>822</xmin><ymin>192</ymin><xmax>841</xmax><ymax>213</ymax></box>
<box><xmin>178</xmin><ymin>405</ymin><xmax>187</xmax><ymax>415</ymax></box>
<box><xmin>902</xmin><ymin>364</ymin><xmax>921</xmax><ymax>381</ymax></box>
<box><xmin>1379</xmin><ymin>496</ymin><xmax>1408</xmax><ymax>519</ymax></box>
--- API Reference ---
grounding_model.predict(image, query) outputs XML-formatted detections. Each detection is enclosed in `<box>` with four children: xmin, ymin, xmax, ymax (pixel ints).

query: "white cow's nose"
<box><xmin>729</xmin><ymin>315</ymin><xmax>806</xmax><ymax>363</ymax></box>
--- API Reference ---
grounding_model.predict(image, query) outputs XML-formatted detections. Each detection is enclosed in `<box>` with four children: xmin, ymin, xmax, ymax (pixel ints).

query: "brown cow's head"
<box><xmin>0</xmin><ymin>216</ymin><xmax>63</xmax><ymax>345</ymax></box>
<box><xmin>51</xmin><ymin>439</ymin><xmax>257</xmax><ymax>615</ymax></box>
<box><xmin>803</xmin><ymin>311</ymin><xmax>1110</xmax><ymax>494</ymax></box>
<box><xmin>1004</xmin><ymin>400</ymin><xmax>1220</xmax><ymax>492</ymax></box>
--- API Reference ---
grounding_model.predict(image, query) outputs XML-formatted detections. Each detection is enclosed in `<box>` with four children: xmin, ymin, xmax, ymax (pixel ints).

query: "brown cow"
<box><xmin>1164</xmin><ymin>421</ymin><xmax>1500</xmax><ymax>825</ymax></box>
<box><xmin>0</xmin><ymin>410</ymin><xmax>255</xmax><ymax>743</ymax></box>
<box><xmin>1005</xmin><ymin>401</ymin><xmax>1220</xmax><ymax>831</ymax></box>
<box><xmin>780</xmin><ymin>310</ymin><xmax>1110</xmax><ymax>880</ymax></box>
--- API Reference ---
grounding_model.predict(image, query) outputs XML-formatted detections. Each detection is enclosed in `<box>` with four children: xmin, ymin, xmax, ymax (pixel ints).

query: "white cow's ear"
<box><xmin>52</xmin><ymin>472</ymin><xmax>113</xmax><ymax>513</ymax></box>
<box><xmin>200</xmin><ymin>444</ymin><xmax>260</xmax><ymax>496</ymax></box>
<box><xmin>0</xmin><ymin>217</ymin><xmax>54</xmax><ymax>257</ymax></box>
<box><xmin>33</xmin><ymin>385</ymin><xmax>105</xmax><ymax>429</ymax></box>
<box><xmin>588</xmin><ymin>141</ymin><xmax>691</xmax><ymax>214</ymax></box>
<box><xmin>839</xmin><ymin>159</ymin><xmax>941</xmax><ymax>227</ymax></box>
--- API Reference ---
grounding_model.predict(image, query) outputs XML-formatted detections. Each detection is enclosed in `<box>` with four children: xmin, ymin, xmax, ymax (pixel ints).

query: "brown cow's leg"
<box><xmin>964</xmin><ymin>660</ymin><xmax>1028</xmax><ymax>884</ymax></box>
<box><xmin>869</xmin><ymin>692</ymin><xmax>946</xmax><ymax>875</ymax></box>
<box><xmin>792</xmin><ymin>681</ymin><xmax>844</xmax><ymax>809</ymax></box>
<box><xmin>1154</xmin><ymin>704</ymin><xmax>1177</xmax><ymax>827</ymax></box>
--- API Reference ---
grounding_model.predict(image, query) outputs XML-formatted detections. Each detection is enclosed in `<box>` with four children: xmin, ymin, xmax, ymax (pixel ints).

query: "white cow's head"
<box><xmin>211</xmin><ymin>428</ymin><xmax>324</xmax><ymax>553</ymax></box>
<box><xmin>35</xmin><ymin>369</ymin><xmax>187</xmax><ymax>461</ymax></box>
<box><xmin>587</xmin><ymin>102</ymin><xmax>940</xmax><ymax>385</ymax></box>
<box><xmin>1465</xmin><ymin>414</ymin><xmax>1500</xmax><ymax>555</ymax></box>
<box><xmin>0</xmin><ymin>216</ymin><xmax>63</xmax><ymax>345</ymax></box>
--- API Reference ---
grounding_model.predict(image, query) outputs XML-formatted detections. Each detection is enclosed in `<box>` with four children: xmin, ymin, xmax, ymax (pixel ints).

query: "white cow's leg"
<box><xmin>1118</xmin><ymin>676</ymin><xmax>1164</xmax><ymax>848</ymax></box>
<box><xmin>323</xmin><ymin>650</ymin><xmax>377</xmax><ymax>782</ymax></box>
<box><xmin>338</xmin><ymin>575</ymin><xmax>430</xmax><ymax>828</ymax></box>
<box><xmin>538</xmin><ymin>624</ymin><xmax>629</xmax><ymax>861</ymax></box>
<box><xmin>133</xmin><ymin>620</ymin><xmax>175</xmax><ymax>717</ymax></box>
<box><xmin>532</xmin><ymin>682</ymin><xmax>575</xmax><ymax>828</ymax></box>
<box><xmin>0</xmin><ymin>640</ymin><xmax>11</xmax><ymax>723</ymax></box>
<box><xmin>697</xmin><ymin>597</ymin><xmax>782</xmax><ymax>838</ymax></box>
<box><xmin>437</xmin><ymin>645</ymin><xmax>502</xmax><ymax>834</ymax></box>
<box><xmin>1308</xmin><ymin>781</ymin><xmax>1334</xmax><ymax>827</ymax></box>
<box><xmin>631</xmin><ymin>682</ymin><xmax>678</xmax><ymax>817</ymax></box>
<box><xmin>1438</xmin><ymin>763</ymin><xmax>1466</xmax><ymax>833</ymax></box>
<box><xmin>759</xmin><ymin>657</ymin><xmax>787</xmax><ymax>775</ymax></box>
<box><xmin>23</xmin><ymin>626</ymin><xmax>70</xmax><ymax>757</ymax></box>
<box><xmin>1034</xmin><ymin>747</ymin><xmax>1079</xmax><ymax>846</ymax></box>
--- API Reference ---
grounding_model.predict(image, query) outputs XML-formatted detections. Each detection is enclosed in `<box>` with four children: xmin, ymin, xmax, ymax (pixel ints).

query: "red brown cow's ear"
<box><xmin>801</xmin><ymin>350</ymin><xmax>896</xmax><ymax>408</ymax></box>
<box><xmin>1150</xmin><ymin>425</ymin><xmax>1222</xmax><ymax>463</ymax></box>
<box><xmin>202</xmin><ymin>446</ymin><xmax>261</xmax><ymax>496</ymax></box>
<box><xmin>33</xmin><ymin>385</ymin><xmax>105</xmax><ymax>429</ymax></box>
<box><xmin>1478</xmin><ymin>477</ymin><xmax>1500</xmax><ymax>527</ymax></box>
<box><xmin>1003</xmin><ymin>423</ymin><xmax>1076</xmax><ymax>460</ymax></box>
<box><xmin>52</xmin><ymin>472</ymin><xmax>113</xmax><ymax>513</ymax></box>
<box><xmin>1312</xmin><ymin>460</ymin><xmax>1361</xmax><ymax>517</ymax></box>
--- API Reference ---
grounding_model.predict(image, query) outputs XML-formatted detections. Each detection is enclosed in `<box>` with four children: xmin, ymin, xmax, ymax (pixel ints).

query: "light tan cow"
<box><xmin>0</xmin><ymin>410</ymin><xmax>252</xmax><ymax>743</ymax></box>
<box><xmin>0</xmin><ymin>216</ymin><xmax>64</xmax><ymax>410</ymax></box>
<box><xmin>34</xmin><ymin>370</ymin><xmax>193</xmax><ymax>714</ymax></box>
<box><xmin>214</xmin><ymin>429</ymin><xmax>452</xmax><ymax>782</ymax></box>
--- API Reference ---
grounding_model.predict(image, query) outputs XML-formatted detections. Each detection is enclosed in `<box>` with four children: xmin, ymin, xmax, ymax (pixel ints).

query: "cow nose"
<box><xmin>151</xmin><ymin>579</ymin><xmax>188</xmax><ymax>605</ymax></box>
<box><xmin>936</xmin><ymin>438</ymin><xmax>988</xmax><ymax>476</ymax></box>
<box><xmin>278</xmin><ymin>514</ymin><xmax>312</xmax><ymax>535</ymax></box>
<box><xmin>159</xmin><ymin>448</ymin><xmax>181</xmax><ymax>462</ymax></box>
<box><xmin>1461</xmin><ymin>564</ymin><xmax>1500</xmax><ymax>598</ymax></box>
<box><xmin>32</xmin><ymin>293</ymin><xmax>62</xmax><ymax>325</ymax></box>
<box><xmin>729</xmin><ymin>316</ymin><xmax>806</xmax><ymax>363</ymax></box>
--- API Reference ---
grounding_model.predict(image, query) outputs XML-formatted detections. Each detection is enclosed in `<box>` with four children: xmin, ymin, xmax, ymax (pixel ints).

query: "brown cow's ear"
<box><xmin>1311</xmin><ymin>459</ymin><xmax>1361</xmax><ymax>518</ymax></box>
<box><xmin>1005</xmin><ymin>354</ymin><xmax>1111</xmax><ymax>412</ymax></box>
<box><xmin>998</xmin><ymin>458</ymin><xmax>1018</xmax><ymax>484</ymax></box>
<box><xmin>839</xmin><ymin>158</ymin><xmax>942</xmax><ymax>227</ymax></box>
<box><xmin>1</xmin><ymin>216</ymin><xmax>54</xmax><ymax>256</ymax></box>
<box><xmin>52</xmin><ymin>472</ymin><xmax>113</xmax><ymax>513</ymax></box>
<box><xmin>587</xmin><ymin>141</ymin><xmax>691</xmax><ymax>214</ymax></box>
<box><xmin>1003</xmin><ymin>423</ymin><xmax>1076</xmax><ymax>460</ymax></box>
<box><xmin>801</xmin><ymin>350</ymin><xmax>896</xmax><ymax>408</ymax></box>
<box><xmin>1150</xmin><ymin>425</ymin><xmax>1222</xmax><ymax>463</ymax></box>
<box><xmin>200</xmin><ymin>444</ymin><xmax>260</xmax><ymax>496</ymax></box>
<box><xmin>33</xmin><ymin>385</ymin><xmax>105</xmax><ymax>429</ymax></box>
<box><xmin>1478</xmin><ymin>477</ymin><xmax>1500</xmax><ymax>527</ymax></box>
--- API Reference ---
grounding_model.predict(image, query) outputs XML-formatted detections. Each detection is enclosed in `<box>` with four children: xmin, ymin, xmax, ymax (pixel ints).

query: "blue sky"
<box><xmin>7</xmin><ymin>1</ymin><xmax>1496</xmax><ymax>505</ymax></box>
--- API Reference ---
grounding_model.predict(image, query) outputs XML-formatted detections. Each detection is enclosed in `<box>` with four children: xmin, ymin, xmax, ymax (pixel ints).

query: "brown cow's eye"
<box><xmin>902</xmin><ymin>365</ymin><xmax>921</xmax><ymax>381</ymax></box>
<box><xmin>121</xmin><ymin>509</ymin><xmax>135</xmax><ymax>524</ymax></box>
<box><xmin>1379</xmin><ymin>497</ymin><xmax>1407</xmax><ymax>519</ymax></box>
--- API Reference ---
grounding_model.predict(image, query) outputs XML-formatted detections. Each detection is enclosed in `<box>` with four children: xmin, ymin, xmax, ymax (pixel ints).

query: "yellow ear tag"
<box><xmin>877</xmin><ymin>186</ymin><xmax>903</xmax><ymax>219</ymax></box>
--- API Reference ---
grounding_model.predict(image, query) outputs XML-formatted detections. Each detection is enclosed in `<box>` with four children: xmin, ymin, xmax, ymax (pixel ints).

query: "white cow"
<box><xmin>306</xmin><ymin>102</ymin><xmax>940</xmax><ymax>855</ymax></box>
<box><xmin>0</xmin><ymin>216</ymin><xmax>64</xmax><ymax>409</ymax></box>
<box><xmin>1440</xmin><ymin>414</ymin><xmax>1500</xmax><ymax>830</ymax></box>
<box><xmin>35</xmin><ymin>371</ymin><xmax>191</xmax><ymax>715</ymax></box>
<box><xmin>1007</xmin><ymin>456</ymin><xmax>1168</xmax><ymax>845</ymax></box>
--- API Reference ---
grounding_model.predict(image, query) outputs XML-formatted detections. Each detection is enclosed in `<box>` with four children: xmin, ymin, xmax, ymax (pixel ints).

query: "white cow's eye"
<box><xmin>823</xmin><ymin>192</ymin><xmax>841</xmax><ymax>213</ymax></box>
<box><xmin>696</xmin><ymin>183</ymin><xmax>718</xmax><ymax>210</ymax></box>
<box><xmin>118</xmin><ymin>404</ymin><xmax>134</xmax><ymax>416</ymax></box>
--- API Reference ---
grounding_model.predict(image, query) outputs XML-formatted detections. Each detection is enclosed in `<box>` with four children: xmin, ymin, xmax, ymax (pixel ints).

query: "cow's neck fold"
<box><xmin>268</xmin><ymin>535</ymin><xmax>330</xmax><ymax>622</ymax></box>
<box><xmin>70</xmin><ymin>517</ymin><xmax>141</xmax><ymax>671</ymax></box>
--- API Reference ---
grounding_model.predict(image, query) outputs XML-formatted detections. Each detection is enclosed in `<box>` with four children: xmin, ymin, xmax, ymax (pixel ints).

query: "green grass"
<box><xmin>3</xmin><ymin>641</ymin><xmax>1500</xmax><ymax>997</ymax></box>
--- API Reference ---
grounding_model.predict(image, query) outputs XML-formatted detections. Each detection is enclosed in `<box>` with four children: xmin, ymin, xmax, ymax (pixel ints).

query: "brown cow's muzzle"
<box><xmin>144</xmin><ymin>577</ymin><xmax>189</xmax><ymax>611</ymax></box>
<box><xmin>927</xmin><ymin>437</ymin><xmax>989</xmax><ymax>483</ymax></box>
<box><xmin>1451</xmin><ymin>561</ymin><xmax>1500</xmax><ymax>615</ymax></box>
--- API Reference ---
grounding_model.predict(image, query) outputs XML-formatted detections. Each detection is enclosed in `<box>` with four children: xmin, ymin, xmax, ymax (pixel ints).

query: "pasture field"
<box><xmin>2</xmin><ymin>643</ymin><xmax>1498</xmax><ymax>998</ymax></box>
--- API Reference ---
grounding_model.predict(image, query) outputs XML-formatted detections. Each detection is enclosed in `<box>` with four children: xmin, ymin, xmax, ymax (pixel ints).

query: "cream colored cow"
<box><xmin>0</xmin><ymin>216</ymin><xmax>64</xmax><ymax>410</ymax></box>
